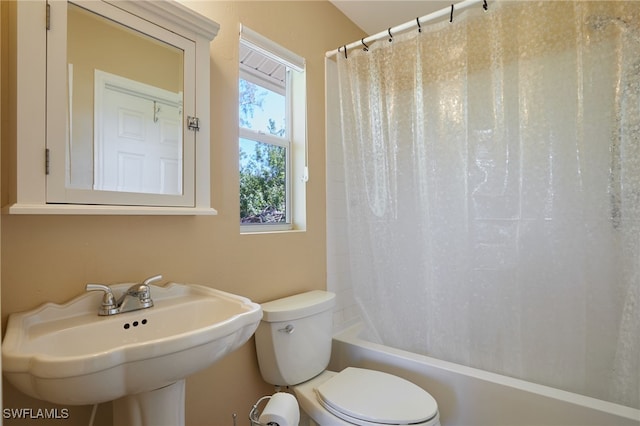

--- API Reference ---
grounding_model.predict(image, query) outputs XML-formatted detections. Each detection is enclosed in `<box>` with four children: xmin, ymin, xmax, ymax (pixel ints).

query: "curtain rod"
<box><xmin>326</xmin><ymin>0</ymin><xmax>486</xmax><ymax>58</ymax></box>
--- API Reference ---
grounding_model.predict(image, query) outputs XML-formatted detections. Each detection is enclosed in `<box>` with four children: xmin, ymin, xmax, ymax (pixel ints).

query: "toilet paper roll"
<box><xmin>258</xmin><ymin>392</ymin><xmax>300</xmax><ymax>426</ymax></box>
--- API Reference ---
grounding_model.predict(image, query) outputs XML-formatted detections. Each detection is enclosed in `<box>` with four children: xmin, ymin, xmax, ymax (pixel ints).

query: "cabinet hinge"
<box><xmin>45</xmin><ymin>148</ymin><xmax>50</xmax><ymax>175</ymax></box>
<box><xmin>187</xmin><ymin>116</ymin><xmax>200</xmax><ymax>132</ymax></box>
<box><xmin>46</xmin><ymin>3</ymin><xmax>51</xmax><ymax>30</ymax></box>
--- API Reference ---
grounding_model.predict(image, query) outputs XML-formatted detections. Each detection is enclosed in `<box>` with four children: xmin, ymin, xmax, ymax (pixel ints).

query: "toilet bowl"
<box><xmin>254</xmin><ymin>291</ymin><xmax>441</xmax><ymax>426</ymax></box>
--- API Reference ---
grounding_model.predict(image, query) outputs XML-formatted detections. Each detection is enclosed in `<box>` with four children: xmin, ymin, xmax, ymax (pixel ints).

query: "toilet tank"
<box><xmin>255</xmin><ymin>291</ymin><xmax>336</xmax><ymax>386</ymax></box>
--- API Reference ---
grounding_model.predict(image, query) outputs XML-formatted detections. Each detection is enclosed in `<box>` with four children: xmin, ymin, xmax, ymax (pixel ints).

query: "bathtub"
<box><xmin>328</xmin><ymin>324</ymin><xmax>640</xmax><ymax>426</ymax></box>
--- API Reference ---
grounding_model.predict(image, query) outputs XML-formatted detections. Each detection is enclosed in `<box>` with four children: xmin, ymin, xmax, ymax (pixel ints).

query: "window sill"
<box><xmin>240</xmin><ymin>224</ymin><xmax>306</xmax><ymax>235</ymax></box>
<box><xmin>3</xmin><ymin>203</ymin><xmax>218</xmax><ymax>216</ymax></box>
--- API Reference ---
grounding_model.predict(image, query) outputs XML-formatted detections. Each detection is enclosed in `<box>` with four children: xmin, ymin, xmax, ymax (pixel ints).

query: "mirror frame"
<box><xmin>6</xmin><ymin>0</ymin><xmax>219</xmax><ymax>215</ymax></box>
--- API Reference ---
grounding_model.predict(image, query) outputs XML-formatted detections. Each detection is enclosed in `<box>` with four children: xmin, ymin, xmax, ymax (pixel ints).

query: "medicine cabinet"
<box><xmin>7</xmin><ymin>0</ymin><xmax>219</xmax><ymax>214</ymax></box>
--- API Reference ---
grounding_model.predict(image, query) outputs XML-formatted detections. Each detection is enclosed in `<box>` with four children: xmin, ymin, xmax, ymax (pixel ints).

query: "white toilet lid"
<box><xmin>315</xmin><ymin>367</ymin><xmax>438</xmax><ymax>426</ymax></box>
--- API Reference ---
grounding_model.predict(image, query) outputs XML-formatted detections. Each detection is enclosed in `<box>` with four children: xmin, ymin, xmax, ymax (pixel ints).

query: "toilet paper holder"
<box><xmin>250</xmin><ymin>392</ymin><xmax>299</xmax><ymax>426</ymax></box>
<box><xmin>249</xmin><ymin>395</ymin><xmax>274</xmax><ymax>426</ymax></box>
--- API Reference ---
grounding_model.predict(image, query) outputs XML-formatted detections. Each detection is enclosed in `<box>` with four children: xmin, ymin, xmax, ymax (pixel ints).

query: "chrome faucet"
<box><xmin>86</xmin><ymin>275</ymin><xmax>162</xmax><ymax>316</ymax></box>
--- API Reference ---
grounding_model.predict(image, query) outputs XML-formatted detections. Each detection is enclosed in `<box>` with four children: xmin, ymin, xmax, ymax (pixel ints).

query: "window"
<box><xmin>239</xmin><ymin>26</ymin><xmax>307</xmax><ymax>232</ymax></box>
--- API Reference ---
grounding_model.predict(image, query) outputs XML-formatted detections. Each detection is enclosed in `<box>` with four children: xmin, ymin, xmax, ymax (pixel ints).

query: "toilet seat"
<box><xmin>314</xmin><ymin>367</ymin><xmax>438</xmax><ymax>426</ymax></box>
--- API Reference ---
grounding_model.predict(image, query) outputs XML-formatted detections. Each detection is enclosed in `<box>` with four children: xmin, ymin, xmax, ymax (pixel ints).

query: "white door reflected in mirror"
<box><xmin>94</xmin><ymin>70</ymin><xmax>183</xmax><ymax>195</ymax></box>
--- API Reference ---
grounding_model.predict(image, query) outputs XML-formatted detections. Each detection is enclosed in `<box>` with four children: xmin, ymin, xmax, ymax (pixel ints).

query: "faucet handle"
<box><xmin>142</xmin><ymin>274</ymin><xmax>163</xmax><ymax>286</ymax></box>
<box><xmin>86</xmin><ymin>284</ymin><xmax>118</xmax><ymax>316</ymax></box>
<box><xmin>125</xmin><ymin>275</ymin><xmax>161</xmax><ymax>308</ymax></box>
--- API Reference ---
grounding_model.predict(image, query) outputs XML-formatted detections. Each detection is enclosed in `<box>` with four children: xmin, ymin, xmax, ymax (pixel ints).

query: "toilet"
<box><xmin>255</xmin><ymin>290</ymin><xmax>441</xmax><ymax>426</ymax></box>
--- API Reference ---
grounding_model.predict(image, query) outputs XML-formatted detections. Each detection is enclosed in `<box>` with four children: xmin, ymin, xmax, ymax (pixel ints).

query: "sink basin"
<box><xmin>2</xmin><ymin>282</ymin><xmax>262</xmax><ymax>408</ymax></box>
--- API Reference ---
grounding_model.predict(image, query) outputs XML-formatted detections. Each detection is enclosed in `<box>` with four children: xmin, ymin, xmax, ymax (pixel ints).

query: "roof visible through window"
<box><xmin>240</xmin><ymin>43</ymin><xmax>286</xmax><ymax>88</ymax></box>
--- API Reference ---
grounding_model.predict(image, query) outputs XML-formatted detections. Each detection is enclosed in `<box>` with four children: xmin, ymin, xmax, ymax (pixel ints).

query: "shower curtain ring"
<box><xmin>361</xmin><ymin>38</ymin><xmax>369</xmax><ymax>51</ymax></box>
<box><xmin>483</xmin><ymin>0</ymin><xmax>488</xmax><ymax>11</ymax></box>
<box><xmin>450</xmin><ymin>4</ymin><xmax>454</xmax><ymax>22</ymax></box>
<box><xmin>388</xmin><ymin>28</ymin><xmax>393</xmax><ymax>42</ymax></box>
<box><xmin>343</xmin><ymin>45</ymin><xmax>348</xmax><ymax>59</ymax></box>
<box><xmin>417</xmin><ymin>17</ymin><xmax>422</xmax><ymax>33</ymax></box>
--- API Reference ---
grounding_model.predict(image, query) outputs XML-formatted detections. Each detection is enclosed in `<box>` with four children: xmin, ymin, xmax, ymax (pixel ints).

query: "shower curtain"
<box><xmin>335</xmin><ymin>1</ymin><xmax>639</xmax><ymax>408</ymax></box>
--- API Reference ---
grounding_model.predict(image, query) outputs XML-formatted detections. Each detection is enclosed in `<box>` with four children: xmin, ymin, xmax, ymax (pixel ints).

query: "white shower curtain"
<box><xmin>335</xmin><ymin>1</ymin><xmax>639</xmax><ymax>408</ymax></box>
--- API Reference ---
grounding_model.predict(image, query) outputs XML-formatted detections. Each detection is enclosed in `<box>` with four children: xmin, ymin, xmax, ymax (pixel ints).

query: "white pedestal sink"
<box><xmin>2</xmin><ymin>281</ymin><xmax>263</xmax><ymax>426</ymax></box>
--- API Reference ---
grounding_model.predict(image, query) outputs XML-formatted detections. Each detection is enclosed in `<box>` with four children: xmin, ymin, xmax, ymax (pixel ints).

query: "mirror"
<box><xmin>10</xmin><ymin>0</ymin><xmax>218</xmax><ymax>214</ymax></box>
<box><xmin>66</xmin><ymin>2</ymin><xmax>185</xmax><ymax>195</ymax></box>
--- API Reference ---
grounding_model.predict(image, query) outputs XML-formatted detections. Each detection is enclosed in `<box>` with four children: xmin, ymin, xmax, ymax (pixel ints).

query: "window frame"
<box><xmin>239</xmin><ymin>26</ymin><xmax>306</xmax><ymax>233</ymax></box>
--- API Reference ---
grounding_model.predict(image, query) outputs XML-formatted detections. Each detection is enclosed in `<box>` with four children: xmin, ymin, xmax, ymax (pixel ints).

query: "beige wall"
<box><xmin>0</xmin><ymin>1</ymin><xmax>364</xmax><ymax>424</ymax></box>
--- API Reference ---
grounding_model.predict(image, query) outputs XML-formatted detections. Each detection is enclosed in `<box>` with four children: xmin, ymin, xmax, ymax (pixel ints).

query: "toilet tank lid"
<box><xmin>261</xmin><ymin>290</ymin><xmax>336</xmax><ymax>322</ymax></box>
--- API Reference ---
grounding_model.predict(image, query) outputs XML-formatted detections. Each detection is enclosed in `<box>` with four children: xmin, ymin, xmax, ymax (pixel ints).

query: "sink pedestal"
<box><xmin>113</xmin><ymin>380</ymin><xmax>185</xmax><ymax>426</ymax></box>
